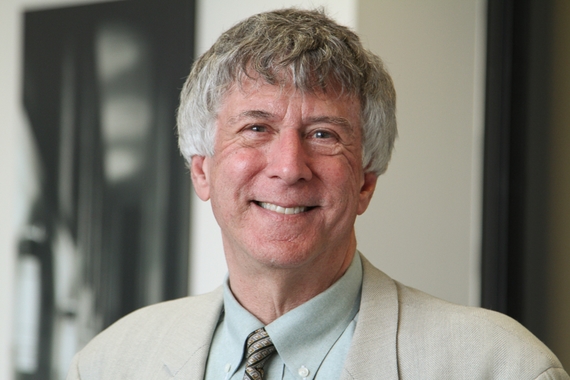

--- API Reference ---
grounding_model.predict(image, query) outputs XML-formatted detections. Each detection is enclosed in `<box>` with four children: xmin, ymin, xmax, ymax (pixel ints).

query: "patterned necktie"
<box><xmin>243</xmin><ymin>327</ymin><xmax>276</xmax><ymax>380</ymax></box>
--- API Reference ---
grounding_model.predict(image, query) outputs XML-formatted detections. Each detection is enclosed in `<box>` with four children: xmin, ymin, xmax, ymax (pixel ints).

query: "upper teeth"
<box><xmin>259</xmin><ymin>202</ymin><xmax>307</xmax><ymax>215</ymax></box>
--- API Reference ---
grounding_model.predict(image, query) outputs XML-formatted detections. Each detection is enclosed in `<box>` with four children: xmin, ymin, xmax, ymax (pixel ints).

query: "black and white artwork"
<box><xmin>13</xmin><ymin>1</ymin><xmax>195</xmax><ymax>378</ymax></box>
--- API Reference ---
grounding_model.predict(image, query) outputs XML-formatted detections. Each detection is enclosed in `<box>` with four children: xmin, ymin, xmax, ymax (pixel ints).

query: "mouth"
<box><xmin>255</xmin><ymin>201</ymin><xmax>313</xmax><ymax>215</ymax></box>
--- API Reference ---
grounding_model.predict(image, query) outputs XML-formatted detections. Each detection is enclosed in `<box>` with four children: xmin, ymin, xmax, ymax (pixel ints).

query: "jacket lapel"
<box><xmin>340</xmin><ymin>255</ymin><xmax>400</xmax><ymax>380</ymax></box>
<box><xmin>159</xmin><ymin>288</ymin><xmax>224</xmax><ymax>380</ymax></box>
<box><xmin>160</xmin><ymin>256</ymin><xmax>400</xmax><ymax>380</ymax></box>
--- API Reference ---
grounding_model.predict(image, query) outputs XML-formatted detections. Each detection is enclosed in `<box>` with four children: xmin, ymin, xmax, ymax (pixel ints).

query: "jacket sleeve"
<box><xmin>535</xmin><ymin>367</ymin><xmax>570</xmax><ymax>380</ymax></box>
<box><xmin>65</xmin><ymin>352</ymin><xmax>81</xmax><ymax>380</ymax></box>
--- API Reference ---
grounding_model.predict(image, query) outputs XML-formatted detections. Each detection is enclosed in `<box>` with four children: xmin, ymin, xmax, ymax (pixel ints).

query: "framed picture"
<box><xmin>13</xmin><ymin>1</ymin><xmax>195</xmax><ymax>378</ymax></box>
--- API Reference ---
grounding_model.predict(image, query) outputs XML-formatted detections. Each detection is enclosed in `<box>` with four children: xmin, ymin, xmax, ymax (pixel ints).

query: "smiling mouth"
<box><xmin>256</xmin><ymin>202</ymin><xmax>312</xmax><ymax>215</ymax></box>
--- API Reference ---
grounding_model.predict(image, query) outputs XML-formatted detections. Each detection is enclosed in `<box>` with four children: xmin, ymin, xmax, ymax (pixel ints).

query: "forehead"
<box><xmin>217</xmin><ymin>77</ymin><xmax>361</xmax><ymax>126</ymax></box>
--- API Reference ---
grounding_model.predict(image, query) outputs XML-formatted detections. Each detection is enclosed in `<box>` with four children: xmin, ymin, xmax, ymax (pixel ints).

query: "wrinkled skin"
<box><xmin>191</xmin><ymin>77</ymin><xmax>377</xmax><ymax>321</ymax></box>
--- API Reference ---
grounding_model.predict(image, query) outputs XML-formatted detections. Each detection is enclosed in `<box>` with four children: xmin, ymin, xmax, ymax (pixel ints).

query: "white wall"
<box><xmin>190</xmin><ymin>0</ymin><xmax>487</xmax><ymax>308</ymax></box>
<box><xmin>0</xmin><ymin>3</ymin><xmax>19</xmax><ymax>379</ymax></box>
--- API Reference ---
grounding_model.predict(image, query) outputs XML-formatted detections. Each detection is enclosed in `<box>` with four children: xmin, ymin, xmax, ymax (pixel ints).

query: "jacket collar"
<box><xmin>340</xmin><ymin>254</ymin><xmax>400</xmax><ymax>379</ymax></box>
<box><xmin>161</xmin><ymin>287</ymin><xmax>224</xmax><ymax>379</ymax></box>
<box><xmin>160</xmin><ymin>254</ymin><xmax>400</xmax><ymax>380</ymax></box>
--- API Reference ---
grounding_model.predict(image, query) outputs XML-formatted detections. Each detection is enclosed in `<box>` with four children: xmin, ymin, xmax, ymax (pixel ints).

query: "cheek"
<box><xmin>232</xmin><ymin>150</ymin><xmax>263</xmax><ymax>175</ymax></box>
<box><xmin>321</xmin><ymin>157</ymin><xmax>363</xmax><ymax>192</ymax></box>
<box><xmin>339</xmin><ymin>169</ymin><xmax>367</xmax><ymax>213</ymax></box>
<box><xmin>211</xmin><ymin>149</ymin><xmax>265</xmax><ymax>194</ymax></box>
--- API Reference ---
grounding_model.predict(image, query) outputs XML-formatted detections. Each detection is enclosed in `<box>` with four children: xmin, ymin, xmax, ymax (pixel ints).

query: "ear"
<box><xmin>190</xmin><ymin>155</ymin><xmax>211</xmax><ymax>201</ymax></box>
<box><xmin>357</xmin><ymin>172</ymin><xmax>378</xmax><ymax>215</ymax></box>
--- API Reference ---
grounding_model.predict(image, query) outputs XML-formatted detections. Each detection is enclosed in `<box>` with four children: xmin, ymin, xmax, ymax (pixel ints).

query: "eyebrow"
<box><xmin>307</xmin><ymin>116</ymin><xmax>353</xmax><ymax>130</ymax></box>
<box><xmin>228</xmin><ymin>110</ymin><xmax>274</xmax><ymax>125</ymax></box>
<box><xmin>229</xmin><ymin>111</ymin><xmax>354</xmax><ymax>131</ymax></box>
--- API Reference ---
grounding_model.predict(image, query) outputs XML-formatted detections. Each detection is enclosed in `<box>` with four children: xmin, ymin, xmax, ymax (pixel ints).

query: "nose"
<box><xmin>265</xmin><ymin>130</ymin><xmax>313</xmax><ymax>184</ymax></box>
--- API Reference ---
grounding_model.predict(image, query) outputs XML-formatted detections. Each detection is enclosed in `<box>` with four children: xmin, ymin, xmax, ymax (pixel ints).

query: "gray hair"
<box><xmin>177</xmin><ymin>8</ymin><xmax>397</xmax><ymax>176</ymax></box>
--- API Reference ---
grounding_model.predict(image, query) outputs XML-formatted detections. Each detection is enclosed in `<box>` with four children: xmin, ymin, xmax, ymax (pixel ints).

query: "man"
<box><xmin>67</xmin><ymin>8</ymin><xmax>568</xmax><ymax>380</ymax></box>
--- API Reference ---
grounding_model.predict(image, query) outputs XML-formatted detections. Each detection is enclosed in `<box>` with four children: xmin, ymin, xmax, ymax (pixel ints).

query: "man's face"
<box><xmin>191</xmin><ymin>77</ymin><xmax>377</xmax><ymax>271</ymax></box>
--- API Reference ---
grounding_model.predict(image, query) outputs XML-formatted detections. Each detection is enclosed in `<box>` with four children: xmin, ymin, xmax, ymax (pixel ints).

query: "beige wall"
<box><xmin>547</xmin><ymin>0</ymin><xmax>570</xmax><ymax>369</ymax></box>
<box><xmin>355</xmin><ymin>0</ymin><xmax>486</xmax><ymax>306</ymax></box>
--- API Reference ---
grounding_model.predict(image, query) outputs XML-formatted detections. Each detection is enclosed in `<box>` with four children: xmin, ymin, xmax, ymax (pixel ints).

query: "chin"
<box><xmin>253</xmin><ymin>244</ymin><xmax>323</xmax><ymax>269</ymax></box>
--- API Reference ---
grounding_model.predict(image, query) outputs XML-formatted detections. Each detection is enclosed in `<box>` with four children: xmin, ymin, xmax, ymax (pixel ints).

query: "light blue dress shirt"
<box><xmin>204</xmin><ymin>254</ymin><xmax>362</xmax><ymax>380</ymax></box>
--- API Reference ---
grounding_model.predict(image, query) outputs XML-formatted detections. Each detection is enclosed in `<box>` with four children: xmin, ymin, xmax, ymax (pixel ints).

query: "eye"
<box><xmin>311</xmin><ymin>130</ymin><xmax>336</xmax><ymax>140</ymax></box>
<box><xmin>239</xmin><ymin>124</ymin><xmax>272</xmax><ymax>145</ymax></box>
<box><xmin>305</xmin><ymin>128</ymin><xmax>343</xmax><ymax>155</ymax></box>
<box><xmin>249</xmin><ymin>125</ymin><xmax>267</xmax><ymax>133</ymax></box>
<box><xmin>314</xmin><ymin>130</ymin><xmax>329</xmax><ymax>138</ymax></box>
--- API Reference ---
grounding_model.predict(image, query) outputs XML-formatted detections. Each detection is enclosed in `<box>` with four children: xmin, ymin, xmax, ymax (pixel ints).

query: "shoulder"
<box><xmin>358</xmin><ymin>256</ymin><xmax>567</xmax><ymax>379</ymax></box>
<box><xmin>68</xmin><ymin>288</ymin><xmax>223</xmax><ymax>379</ymax></box>
<box><xmin>87</xmin><ymin>288</ymin><xmax>223</xmax><ymax>346</ymax></box>
<box><xmin>395</xmin><ymin>281</ymin><xmax>566</xmax><ymax>379</ymax></box>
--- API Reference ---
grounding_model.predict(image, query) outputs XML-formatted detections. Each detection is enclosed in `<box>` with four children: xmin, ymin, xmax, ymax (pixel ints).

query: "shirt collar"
<box><xmin>222</xmin><ymin>253</ymin><xmax>362</xmax><ymax>378</ymax></box>
<box><xmin>220</xmin><ymin>281</ymin><xmax>264</xmax><ymax>377</ymax></box>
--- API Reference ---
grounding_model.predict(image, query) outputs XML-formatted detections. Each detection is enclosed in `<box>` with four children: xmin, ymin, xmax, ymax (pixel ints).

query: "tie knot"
<box><xmin>243</xmin><ymin>327</ymin><xmax>276</xmax><ymax>379</ymax></box>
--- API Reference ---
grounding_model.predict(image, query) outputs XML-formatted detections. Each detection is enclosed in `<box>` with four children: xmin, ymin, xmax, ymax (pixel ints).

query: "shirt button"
<box><xmin>224</xmin><ymin>363</ymin><xmax>231</xmax><ymax>373</ymax></box>
<box><xmin>298</xmin><ymin>366</ymin><xmax>310</xmax><ymax>377</ymax></box>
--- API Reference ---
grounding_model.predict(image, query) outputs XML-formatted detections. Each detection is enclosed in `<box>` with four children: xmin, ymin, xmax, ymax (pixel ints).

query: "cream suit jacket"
<box><xmin>67</xmin><ymin>255</ymin><xmax>569</xmax><ymax>379</ymax></box>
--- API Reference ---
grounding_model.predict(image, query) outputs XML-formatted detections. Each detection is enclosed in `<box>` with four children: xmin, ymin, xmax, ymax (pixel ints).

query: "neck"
<box><xmin>225</xmin><ymin>236</ymin><xmax>357</xmax><ymax>325</ymax></box>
